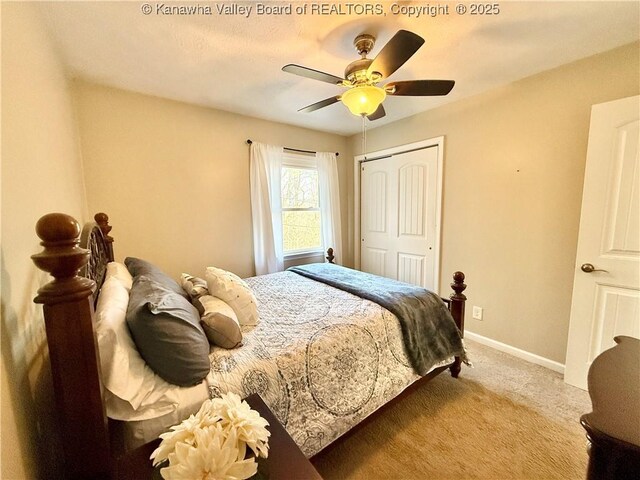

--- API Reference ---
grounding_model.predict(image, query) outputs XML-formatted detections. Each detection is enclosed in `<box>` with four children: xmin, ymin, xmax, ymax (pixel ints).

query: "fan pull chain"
<box><xmin>361</xmin><ymin>114</ymin><xmax>368</xmax><ymax>160</ymax></box>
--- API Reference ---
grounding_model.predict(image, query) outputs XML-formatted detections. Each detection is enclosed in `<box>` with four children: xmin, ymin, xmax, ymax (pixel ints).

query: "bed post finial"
<box><xmin>94</xmin><ymin>212</ymin><xmax>114</xmax><ymax>261</ymax></box>
<box><xmin>326</xmin><ymin>247</ymin><xmax>335</xmax><ymax>264</ymax></box>
<box><xmin>449</xmin><ymin>271</ymin><xmax>466</xmax><ymax>378</ymax></box>
<box><xmin>451</xmin><ymin>271</ymin><xmax>467</xmax><ymax>298</ymax></box>
<box><xmin>31</xmin><ymin>213</ymin><xmax>112</xmax><ymax>478</ymax></box>
<box><xmin>32</xmin><ymin>213</ymin><xmax>95</xmax><ymax>303</ymax></box>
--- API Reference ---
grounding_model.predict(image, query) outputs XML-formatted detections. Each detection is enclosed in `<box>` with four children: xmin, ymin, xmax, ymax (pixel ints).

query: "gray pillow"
<box><xmin>124</xmin><ymin>257</ymin><xmax>188</xmax><ymax>299</ymax></box>
<box><xmin>126</xmin><ymin>275</ymin><xmax>210</xmax><ymax>386</ymax></box>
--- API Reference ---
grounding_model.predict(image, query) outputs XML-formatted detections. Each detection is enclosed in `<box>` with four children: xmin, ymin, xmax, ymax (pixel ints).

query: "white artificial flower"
<box><xmin>150</xmin><ymin>392</ymin><xmax>271</xmax><ymax>479</ymax></box>
<box><xmin>211</xmin><ymin>393</ymin><xmax>271</xmax><ymax>458</ymax></box>
<box><xmin>151</xmin><ymin>400</ymin><xmax>227</xmax><ymax>465</ymax></box>
<box><xmin>194</xmin><ymin>399</ymin><xmax>225</xmax><ymax>428</ymax></box>
<box><xmin>151</xmin><ymin>413</ymin><xmax>204</xmax><ymax>466</ymax></box>
<box><xmin>160</xmin><ymin>425</ymin><xmax>258</xmax><ymax>480</ymax></box>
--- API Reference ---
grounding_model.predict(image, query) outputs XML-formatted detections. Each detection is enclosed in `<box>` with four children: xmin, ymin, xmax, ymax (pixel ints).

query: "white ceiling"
<box><xmin>40</xmin><ymin>1</ymin><xmax>639</xmax><ymax>136</ymax></box>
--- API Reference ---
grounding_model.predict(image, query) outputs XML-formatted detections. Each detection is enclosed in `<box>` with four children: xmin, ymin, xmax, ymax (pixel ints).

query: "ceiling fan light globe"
<box><xmin>341</xmin><ymin>85</ymin><xmax>386</xmax><ymax>116</ymax></box>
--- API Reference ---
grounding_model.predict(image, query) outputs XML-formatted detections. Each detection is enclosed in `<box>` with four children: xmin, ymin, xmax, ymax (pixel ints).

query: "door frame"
<box><xmin>354</xmin><ymin>136</ymin><xmax>445</xmax><ymax>293</ymax></box>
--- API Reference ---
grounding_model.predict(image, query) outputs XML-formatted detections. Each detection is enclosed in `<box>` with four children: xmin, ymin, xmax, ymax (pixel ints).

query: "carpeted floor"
<box><xmin>311</xmin><ymin>339</ymin><xmax>591</xmax><ymax>480</ymax></box>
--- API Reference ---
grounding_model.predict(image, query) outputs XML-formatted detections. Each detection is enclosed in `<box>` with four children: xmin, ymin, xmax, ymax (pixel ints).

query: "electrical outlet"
<box><xmin>472</xmin><ymin>306</ymin><xmax>483</xmax><ymax>320</ymax></box>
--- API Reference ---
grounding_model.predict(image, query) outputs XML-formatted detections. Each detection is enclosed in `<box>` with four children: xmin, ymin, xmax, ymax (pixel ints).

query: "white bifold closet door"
<box><xmin>360</xmin><ymin>146</ymin><xmax>439</xmax><ymax>290</ymax></box>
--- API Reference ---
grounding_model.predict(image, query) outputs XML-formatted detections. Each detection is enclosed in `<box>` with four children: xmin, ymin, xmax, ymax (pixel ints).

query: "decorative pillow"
<box><xmin>106</xmin><ymin>261</ymin><xmax>133</xmax><ymax>291</ymax></box>
<box><xmin>124</xmin><ymin>257</ymin><xmax>188</xmax><ymax>299</ymax></box>
<box><xmin>180</xmin><ymin>273</ymin><xmax>208</xmax><ymax>302</ymax></box>
<box><xmin>94</xmin><ymin>276</ymin><xmax>178</xmax><ymax>418</ymax></box>
<box><xmin>126</xmin><ymin>275</ymin><xmax>210</xmax><ymax>387</ymax></box>
<box><xmin>205</xmin><ymin>267</ymin><xmax>259</xmax><ymax>326</ymax></box>
<box><xmin>194</xmin><ymin>295</ymin><xmax>242</xmax><ymax>349</ymax></box>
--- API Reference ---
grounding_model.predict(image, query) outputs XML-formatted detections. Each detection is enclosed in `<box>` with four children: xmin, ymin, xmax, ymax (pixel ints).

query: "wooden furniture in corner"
<box><xmin>31</xmin><ymin>212</ymin><xmax>467</xmax><ymax>479</ymax></box>
<box><xmin>581</xmin><ymin>336</ymin><xmax>640</xmax><ymax>480</ymax></box>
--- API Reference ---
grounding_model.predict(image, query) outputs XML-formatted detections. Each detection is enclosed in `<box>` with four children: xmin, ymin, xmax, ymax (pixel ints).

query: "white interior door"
<box><xmin>360</xmin><ymin>146</ymin><xmax>439</xmax><ymax>290</ymax></box>
<box><xmin>564</xmin><ymin>95</ymin><xmax>640</xmax><ymax>390</ymax></box>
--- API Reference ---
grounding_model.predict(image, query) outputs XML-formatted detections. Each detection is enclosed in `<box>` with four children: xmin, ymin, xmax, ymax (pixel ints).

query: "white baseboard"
<box><xmin>464</xmin><ymin>331</ymin><xmax>565</xmax><ymax>374</ymax></box>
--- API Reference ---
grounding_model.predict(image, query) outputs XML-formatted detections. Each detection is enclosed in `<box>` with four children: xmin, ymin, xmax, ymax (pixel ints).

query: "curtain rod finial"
<box><xmin>246</xmin><ymin>139</ymin><xmax>252</xmax><ymax>145</ymax></box>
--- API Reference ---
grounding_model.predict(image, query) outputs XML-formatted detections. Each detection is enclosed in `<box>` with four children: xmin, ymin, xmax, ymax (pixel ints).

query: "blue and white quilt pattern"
<box><xmin>205</xmin><ymin>271</ymin><xmax>452</xmax><ymax>457</ymax></box>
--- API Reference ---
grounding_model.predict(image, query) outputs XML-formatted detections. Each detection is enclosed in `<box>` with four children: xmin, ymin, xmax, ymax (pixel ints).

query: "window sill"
<box><xmin>284</xmin><ymin>251</ymin><xmax>324</xmax><ymax>261</ymax></box>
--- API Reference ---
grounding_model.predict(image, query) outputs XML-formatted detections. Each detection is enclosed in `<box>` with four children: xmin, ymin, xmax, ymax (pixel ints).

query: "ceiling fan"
<box><xmin>282</xmin><ymin>30</ymin><xmax>455</xmax><ymax>121</ymax></box>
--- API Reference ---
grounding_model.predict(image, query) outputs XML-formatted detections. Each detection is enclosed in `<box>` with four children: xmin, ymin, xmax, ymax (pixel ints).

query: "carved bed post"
<box><xmin>449</xmin><ymin>271</ymin><xmax>467</xmax><ymax>378</ymax></box>
<box><xmin>94</xmin><ymin>212</ymin><xmax>114</xmax><ymax>262</ymax></box>
<box><xmin>326</xmin><ymin>247</ymin><xmax>335</xmax><ymax>264</ymax></box>
<box><xmin>31</xmin><ymin>213</ymin><xmax>111</xmax><ymax>479</ymax></box>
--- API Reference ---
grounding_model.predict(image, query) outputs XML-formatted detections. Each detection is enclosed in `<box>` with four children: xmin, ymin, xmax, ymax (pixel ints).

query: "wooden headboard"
<box><xmin>31</xmin><ymin>212</ymin><xmax>466</xmax><ymax>479</ymax></box>
<box><xmin>79</xmin><ymin>213</ymin><xmax>114</xmax><ymax>305</ymax></box>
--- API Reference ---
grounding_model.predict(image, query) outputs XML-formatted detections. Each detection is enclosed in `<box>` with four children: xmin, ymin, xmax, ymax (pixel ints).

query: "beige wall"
<box><xmin>1</xmin><ymin>3</ymin><xmax>88</xmax><ymax>478</ymax></box>
<box><xmin>73</xmin><ymin>82</ymin><xmax>349</xmax><ymax>280</ymax></box>
<box><xmin>348</xmin><ymin>43</ymin><xmax>640</xmax><ymax>364</ymax></box>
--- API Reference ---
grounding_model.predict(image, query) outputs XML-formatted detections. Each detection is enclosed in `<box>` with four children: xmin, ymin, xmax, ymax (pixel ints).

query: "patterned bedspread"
<box><xmin>205</xmin><ymin>271</ymin><xmax>452</xmax><ymax>457</ymax></box>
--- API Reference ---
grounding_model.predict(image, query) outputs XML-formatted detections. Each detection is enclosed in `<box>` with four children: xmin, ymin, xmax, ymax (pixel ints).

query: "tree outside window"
<box><xmin>281</xmin><ymin>165</ymin><xmax>322</xmax><ymax>254</ymax></box>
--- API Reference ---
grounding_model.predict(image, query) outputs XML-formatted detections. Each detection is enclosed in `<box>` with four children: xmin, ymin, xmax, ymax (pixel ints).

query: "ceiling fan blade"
<box><xmin>282</xmin><ymin>64</ymin><xmax>344</xmax><ymax>85</ymax></box>
<box><xmin>387</xmin><ymin>80</ymin><xmax>455</xmax><ymax>96</ymax></box>
<box><xmin>367</xmin><ymin>30</ymin><xmax>425</xmax><ymax>79</ymax></box>
<box><xmin>299</xmin><ymin>96</ymin><xmax>341</xmax><ymax>113</ymax></box>
<box><xmin>367</xmin><ymin>104</ymin><xmax>386</xmax><ymax>121</ymax></box>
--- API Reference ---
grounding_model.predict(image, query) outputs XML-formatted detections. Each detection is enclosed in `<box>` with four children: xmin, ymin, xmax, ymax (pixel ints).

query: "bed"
<box><xmin>31</xmin><ymin>212</ymin><xmax>468</xmax><ymax>479</ymax></box>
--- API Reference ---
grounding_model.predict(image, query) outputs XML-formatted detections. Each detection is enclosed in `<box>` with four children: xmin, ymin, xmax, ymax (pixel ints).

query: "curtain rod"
<box><xmin>246</xmin><ymin>139</ymin><xmax>339</xmax><ymax>157</ymax></box>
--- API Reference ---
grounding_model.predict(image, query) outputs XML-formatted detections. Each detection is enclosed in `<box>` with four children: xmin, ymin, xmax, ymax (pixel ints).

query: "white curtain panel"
<box><xmin>250</xmin><ymin>142</ymin><xmax>284</xmax><ymax>275</ymax></box>
<box><xmin>317</xmin><ymin>152</ymin><xmax>343</xmax><ymax>265</ymax></box>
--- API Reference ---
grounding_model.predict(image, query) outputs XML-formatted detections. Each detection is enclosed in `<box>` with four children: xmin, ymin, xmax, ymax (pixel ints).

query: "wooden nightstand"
<box><xmin>114</xmin><ymin>393</ymin><xmax>322</xmax><ymax>479</ymax></box>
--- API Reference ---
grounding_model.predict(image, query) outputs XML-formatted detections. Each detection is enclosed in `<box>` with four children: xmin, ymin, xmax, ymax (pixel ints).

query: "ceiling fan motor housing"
<box><xmin>345</xmin><ymin>58</ymin><xmax>374</xmax><ymax>84</ymax></box>
<box><xmin>346</xmin><ymin>34</ymin><xmax>382</xmax><ymax>85</ymax></box>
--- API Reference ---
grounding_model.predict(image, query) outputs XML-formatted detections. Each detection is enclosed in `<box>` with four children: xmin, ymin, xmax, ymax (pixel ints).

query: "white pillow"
<box><xmin>196</xmin><ymin>295</ymin><xmax>242</xmax><ymax>349</ymax></box>
<box><xmin>106</xmin><ymin>261</ymin><xmax>133</xmax><ymax>291</ymax></box>
<box><xmin>205</xmin><ymin>267</ymin><xmax>259</xmax><ymax>326</ymax></box>
<box><xmin>95</xmin><ymin>276</ymin><xmax>179</xmax><ymax>419</ymax></box>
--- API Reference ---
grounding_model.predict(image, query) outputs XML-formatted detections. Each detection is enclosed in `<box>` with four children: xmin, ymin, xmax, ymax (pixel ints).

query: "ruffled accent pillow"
<box><xmin>205</xmin><ymin>267</ymin><xmax>259</xmax><ymax>326</ymax></box>
<box><xmin>180</xmin><ymin>273</ymin><xmax>208</xmax><ymax>301</ymax></box>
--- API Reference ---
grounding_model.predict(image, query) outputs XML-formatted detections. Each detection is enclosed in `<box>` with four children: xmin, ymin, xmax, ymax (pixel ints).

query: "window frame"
<box><xmin>280</xmin><ymin>152</ymin><xmax>324</xmax><ymax>258</ymax></box>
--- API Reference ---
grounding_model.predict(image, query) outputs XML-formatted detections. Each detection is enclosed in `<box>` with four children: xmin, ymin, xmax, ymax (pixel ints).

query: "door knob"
<box><xmin>581</xmin><ymin>263</ymin><xmax>608</xmax><ymax>273</ymax></box>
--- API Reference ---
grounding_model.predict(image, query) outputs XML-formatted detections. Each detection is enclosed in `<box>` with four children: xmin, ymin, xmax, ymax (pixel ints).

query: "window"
<box><xmin>281</xmin><ymin>155</ymin><xmax>322</xmax><ymax>255</ymax></box>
